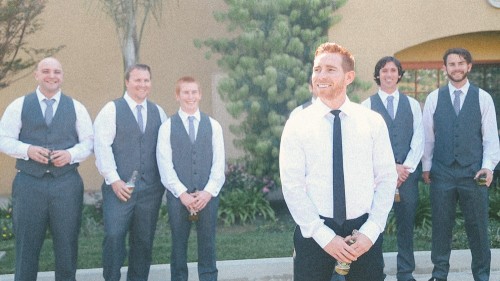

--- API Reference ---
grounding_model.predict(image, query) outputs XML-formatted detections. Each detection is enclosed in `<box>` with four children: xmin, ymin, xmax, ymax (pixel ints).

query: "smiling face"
<box><xmin>444</xmin><ymin>53</ymin><xmax>472</xmax><ymax>88</ymax></box>
<box><xmin>378</xmin><ymin>61</ymin><xmax>400</xmax><ymax>94</ymax></box>
<box><xmin>176</xmin><ymin>81</ymin><xmax>201</xmax><ymax>115</ymax></box>
<box><xmin>311</xmin><ymin>52</ymin><xmax>354</xmax><ymax>107</ymax></box>
<box><xmin>125</xmin><ymin>68</ymin><xmax>151</xmax><ymax>104</ymax></box>
<box><xmin>34</xmin><ymin>57</ymin><xmax>63</xmax><ymax>98</ymax></box>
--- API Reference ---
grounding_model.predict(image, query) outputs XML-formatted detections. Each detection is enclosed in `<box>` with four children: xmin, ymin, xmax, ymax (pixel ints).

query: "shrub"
<box><xmin>218</xmin><ymin>187</ymin><xmax>276</xmax><ymax>226</ymax></box>
<box><xmin>489</xmin><ymin>182</ymin><xmax>500</xmax><ymax>220</ymax></box>
<box><xmin>224</xmin><ymin>163</ymin><xmax>276</xmax><ymax>194</ymax></box>
<box><xmin>218</xmin><ymin>164</ymin><xmax>276</xmax><ymax>226</ymax></box>
<box><xmin>385</xmin><ymin>182</ymin><xmax>432</xmax><ymax>235</ymax></box>
<box><xmin>0</xmin><ymin>201</ymin><xmax>13</xmax><ymax>241</ymax></box>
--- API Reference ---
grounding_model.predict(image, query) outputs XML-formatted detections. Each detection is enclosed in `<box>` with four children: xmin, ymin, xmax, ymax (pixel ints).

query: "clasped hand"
<box><xmin>323</xmin><ymin>232</ymin><xmax>373</xmax><ymax>264</ymax></box>
<box><xmin>28</xmin><ymin>145</ymin><xmax>71</xmax><ymax>167</ymax></box>
<box><xmin>179</xmin><ymin>190</ymin><xmax>212</xmax><ymax>213</ymax></box>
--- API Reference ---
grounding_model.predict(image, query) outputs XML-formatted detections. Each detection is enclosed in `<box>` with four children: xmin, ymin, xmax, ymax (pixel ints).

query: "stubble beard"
<box><xmin>447</xmin><ymin>70</ymin><xmax>469</xmax><ymax>83</ymax></box>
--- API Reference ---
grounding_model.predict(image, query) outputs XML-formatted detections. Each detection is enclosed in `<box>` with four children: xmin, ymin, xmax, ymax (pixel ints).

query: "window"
<box><xmin>400</xmin><ymin>63</ymin><xmax>500</xmax><ymax>108</ymax></box>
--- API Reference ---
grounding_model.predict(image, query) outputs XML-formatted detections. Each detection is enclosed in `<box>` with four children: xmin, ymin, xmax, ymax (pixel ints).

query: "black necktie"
<box><xmin>332</xmin><ymin>110</ymin><xmax>346</xmax><ymax>225</ymax></box>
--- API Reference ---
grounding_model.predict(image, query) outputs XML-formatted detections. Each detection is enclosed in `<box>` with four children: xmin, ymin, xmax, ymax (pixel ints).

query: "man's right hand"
<box><xmin>323</xmin><ymin>235</ymin><xmax>358</xmax><ymax>264</ymax></box>
<box><xmin>111</xmin><ymin>180</ymin><xmax>132</xmax><ymax>202</ymax></box>
<box><xmin>422</xmin><ymin>171</ymin><xmax>431</xmax><ymax>184</ymax></box>
<box><xmin>27</xmin><ymin>145</ymin><xmax>51</xmax><ymax>164</ymax></box>
<box><xmin>179</xmin><ymin>192</ymin><xmax>197</xmax><ymax>212</ymax></box>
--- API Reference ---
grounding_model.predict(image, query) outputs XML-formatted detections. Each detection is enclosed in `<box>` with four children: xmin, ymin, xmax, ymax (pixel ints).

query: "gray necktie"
<box><xmin>188</xmin><ymin>116</ymin><xmax>196</xmax><ymax>143</ymax></box>
<box><xmin>136</xmin><ymin>105</ymin><xmax>144</xmax><ymax>133</ymax></box>
<box><xmin>387</xmin><ymin>96</ymin><xmax>395</xmax><ymax>120</ymax></box>
<box><xmin>44</xmin><ymin>99</ymin><xmax>55</xmax><ymax>125</ymax></box>
<box><xmin>453</xmin><ymin>90</ymin><xmax>462</xmax><ymax>116</ymax></box>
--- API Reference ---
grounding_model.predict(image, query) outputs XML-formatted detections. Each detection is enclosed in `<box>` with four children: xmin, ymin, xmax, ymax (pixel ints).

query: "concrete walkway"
<box><xmin>0</xmin><ymin>249</ymin><xmax>499</xmax><ymax>281</ymax></box>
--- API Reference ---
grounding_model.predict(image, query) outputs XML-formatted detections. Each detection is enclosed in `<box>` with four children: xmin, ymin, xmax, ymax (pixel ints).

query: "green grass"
<box><xmin>1</xmin><ymin>201</ymin><xmax>499</xmax><ymax>275</ymax></box>
<box><xmin>0</xmin><ymin>208</ymin><xmax>296</xmax><ymax>274</ymax></box>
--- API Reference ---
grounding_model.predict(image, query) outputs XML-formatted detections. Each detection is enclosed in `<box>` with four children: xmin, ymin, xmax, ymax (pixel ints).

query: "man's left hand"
<box><xmin>474</xmin><ymin>168</ymin><xmax>494</xmax><ymax>187</ymax></box>
<box><xmin>50</xmin><ymin>150</ymin><xmax>71</xmax><ymax>167</ymax></box>
<box><xmin>349</xmin><ymin>232</ymin><xmax>373</xmax><ymax>258</ymax></box>
<box><xmin>192</xmin><ymin>190</ymin><xmax>212</xmax><ymax>211</ymax></box>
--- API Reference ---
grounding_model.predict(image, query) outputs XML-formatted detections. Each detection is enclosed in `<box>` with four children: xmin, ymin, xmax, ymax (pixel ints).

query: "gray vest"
<box><xmin>370</xmin><ymin>94</ymin><xmax>414</xmax><ymax>164</ymax></box>
<box><xmin>170</xmin><ymin>112</ymin><xmax>213</xmax><ymax>192</ymax></box>
<box><xmin>16</xmin><ymin>92</ymin><xmax>79</xmax><ymax>177</ymax></box>
<box><xmin>433</xmin><ymin>84</ymin><xmax>482</xmax><ymax>168</ymax></box>
<box><xmin>111</xmin><ymin>98</ymin><xmax>162</xmax><ymax>189</ymax></box>
<box><xmin>301</xmin><ymin>100</ymin><xmax>312</xmax><ymax>109</ymax></box>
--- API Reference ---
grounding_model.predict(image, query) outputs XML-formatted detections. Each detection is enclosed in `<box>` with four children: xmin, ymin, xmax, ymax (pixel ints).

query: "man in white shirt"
<box><xmin>0</xmin><ymin>57</ymin><xmax>94</xmax><ymax>281</ymax></box>
<box><xmin>157</xmin><ymin>76</ymin><xmax>225</xmax><ymax>281</ymax></box>
<box><xmin>361</xmin><ymin>56</ymin><xmax>424</xmax><ymax>281</ymax></box>
<box><xmin>94</xmin><ymin>64</ymin><xmax>167</xmax><ymax>281</ymax></box>
<box><xmin>422</xmin><ymin>48</ymin><xmax>500</xmax><ymax>281</ymax></box>
<box><xmin>289</xmin><ymin>79</ymin><xmax>316</xmax><ymax>118</ymax></box>
<box><xmin>280</xmin><ymin>42</ymin><xmax>397</xmax><ymax>281</ymax></box>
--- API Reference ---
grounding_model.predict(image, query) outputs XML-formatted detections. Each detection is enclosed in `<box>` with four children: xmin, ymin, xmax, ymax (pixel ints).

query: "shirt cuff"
<box><xmin>481</xmin><ymin>161</ymin><xmax>496</xmax><ymax>172</ymax></box>
<box><xmin>358</xmin><ymin>220</ymin><xmax>382</xmax><ymax>244</ymax></box>
<box><xmin>312</xmin><ymin>224</ymin><xmax>336</xmax><ymax>249</ymax></box>
<box><xmin>203</xmin><ymin>182</ymin><xmax>220</xmax><ymax>197</ymax></box>
<box><xmin>21</xmin><ymin>143</ymin><xmax>31</xmax><ymax>160</ymax></box>
<box><xmin>105</xmin><ymin>171</ymin><xmax>121</xmax><ymax>185</ymax></box>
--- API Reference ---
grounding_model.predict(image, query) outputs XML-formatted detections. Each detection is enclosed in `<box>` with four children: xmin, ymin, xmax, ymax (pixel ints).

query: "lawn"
<box><xmin>1</xmin><ymin>199</ymin><xmax>499</xmax><ymax>275</ymax></box>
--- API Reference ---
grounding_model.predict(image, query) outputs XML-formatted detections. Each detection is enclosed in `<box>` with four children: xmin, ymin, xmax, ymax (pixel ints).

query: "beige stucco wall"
<box><xmin>330</xmin><ymin>0</ymin><xmax>500</xmax><ymax>98</ymax></box>
<box><xmin>0</xmin><ymin>0</ymin><xmax>499</xmax><ymax>195</ymax></box>
<box><xmin>0</xmin><ymin>0</ymin><xmax>229</xmax><ymax>195</ymax></box>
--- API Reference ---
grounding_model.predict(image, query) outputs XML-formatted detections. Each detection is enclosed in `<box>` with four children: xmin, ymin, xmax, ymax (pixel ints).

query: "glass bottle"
<box><xmin>188</xmin><ymin>189</ymin><xmax>199</xmax><ymax>222</ymax></box>
<box><xmin>475</xmin><ymin>175</ymin><xmax>487</xmax><ymax>186</ymax></box>
<box><xmin>394</xmin><ymin>188</ymin><xmax>401</xmax><ymax>202</ymax></box>
<box><xmin>334</xmin><ymin>229</ymin><xmax>358</xmax><ymax>275</ymax></box>
<box><xmin>126</xmin><ymin>170</ymin><xmax>139</xmax><ymax>193</ymax></box>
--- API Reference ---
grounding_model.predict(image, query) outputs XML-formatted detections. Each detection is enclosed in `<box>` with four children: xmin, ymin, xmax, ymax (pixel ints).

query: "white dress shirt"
<box><xmin>422</xmin><ymin>81</ymin><xmax>500</xmax><ymax>172</ymax></box>
<box><xmin>289</xmin><ymin>97</ymin><xmax>317</xmax><ymax>119</ymax></box>
<box><xmin>280</xmin><ymin>98</ymin><xmax>397</xmax><ymax>248</ymax></box>
<box><xmin>0</xmin><ymin>87</ymin><xmax>94</xmax><ymax>163</ymax></box>
<box><xmin>156</xmin><ymin>109</ymin><xmax>225</xmax><ymax>198</ymax></box>
<box><xmin>93</xmin><ymin>93</ymin><xmax>168</xmax><ymax>184</ymax></box>
<box><xmin>361</xmin><ymin>89</ymin><xmax>424</xmax><ymax>172</ymax></box>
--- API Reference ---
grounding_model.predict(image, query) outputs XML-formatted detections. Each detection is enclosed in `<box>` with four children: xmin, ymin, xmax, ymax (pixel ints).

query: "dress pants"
<box><xmin>393</xmin><ymin>169</ymin><xmax>420</xmax><ymax>281</ymax></box>
<box><xmin>12</xmin><ymin>170</ymin><xmax>83</xmax><ymax>281</ymax></box>
<box><xmin>102</xmin><ymin>182</ymin><xmax>164</xmax><ymax>281</ymax></box>
<box><xmin>293</xmin><ymin>214</ymin><xmax>385</xmax><ymax>281</ymax></box>
<box><xmin>166</xmin><ymin>191</ymin><xmax>219</xmax><ymax>281</ymax></box>
<box><xmin>429</xmin><ymin>162</ymin><xmax>490</xmax><ymax>281</ymax></box>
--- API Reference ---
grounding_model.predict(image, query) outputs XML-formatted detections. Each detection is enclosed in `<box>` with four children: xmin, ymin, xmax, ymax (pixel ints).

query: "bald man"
<box><xmin>0</xmin><ymin>57</ymin><xmax>94</xmax><ymax>281</ymax></box>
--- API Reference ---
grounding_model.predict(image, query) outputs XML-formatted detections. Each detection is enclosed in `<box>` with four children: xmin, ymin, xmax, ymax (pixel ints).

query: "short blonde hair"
<box><xmin>175</xmin><ymin>76</ymin><xmax>200</xmax><ymax>95</ymax></box>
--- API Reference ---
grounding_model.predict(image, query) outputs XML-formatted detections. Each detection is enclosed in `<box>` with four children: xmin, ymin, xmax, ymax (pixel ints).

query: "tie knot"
<box><xmin>44</xmin><ymin>99</ymin><xmax>55</xmax><ymax>106</ymax></box>
<box><xmin>188</xmin><ymin>116</ymin><xmax>195</xmax><ymax>122</ymax></box>
<box><xmin>331</xmin><ymin>110</ymin><xmax>341</xmax><ymax>117</ymax></box>
<box><xmin>454</xmin><ymin>90</ymin><xmax>462</xmax><ymax>96</ymax></box>
<box><xmin>136</xmin><ymin>104</ymin><xmax>143</xmax><ymax>111</ymax></box>
<box><xmin>387</xmin><ymin>96</ymin><xmax>394</xmax><ymax>102</ymax></box>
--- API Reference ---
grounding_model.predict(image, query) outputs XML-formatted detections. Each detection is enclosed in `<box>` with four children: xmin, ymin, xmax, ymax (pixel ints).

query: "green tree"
<box><xmin>196</xmin><ymin>0</ymin><xmax>367</xmax><ymax>183</ymax></box>
<box><xmin>0</xmin><ymin>0</ymin><xmax>63</xmax><ymax>89</ymax></box>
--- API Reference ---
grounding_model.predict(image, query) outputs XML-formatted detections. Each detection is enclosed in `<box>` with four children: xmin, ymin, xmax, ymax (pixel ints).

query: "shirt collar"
<box><xmin>36</xmin><ymin>87</ymin><xmax>61</xmax><ymax>103</ymax></box>
<box><xmin>377</xmin><ymin>88</ymin><xmax>399</xmax><ymax>102</ymax></box>
<box><xmin>448</xmin><ymin>80</ymin><xmax>470</xmax><ymax>96</ymax></box>
<box><xmin>314</xmin><ymin>97</ymin><xmax>354</xmax><ymax>119</ymax></box>
<box><xmin>178</xmin><ymin>108</ymin><xmax>200</xmax><ymax>121</ymax></box>
<box><xmin>124</xmin><ymin>92</ymin><xmax>147</xmax><ymax>110</ymax></box>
